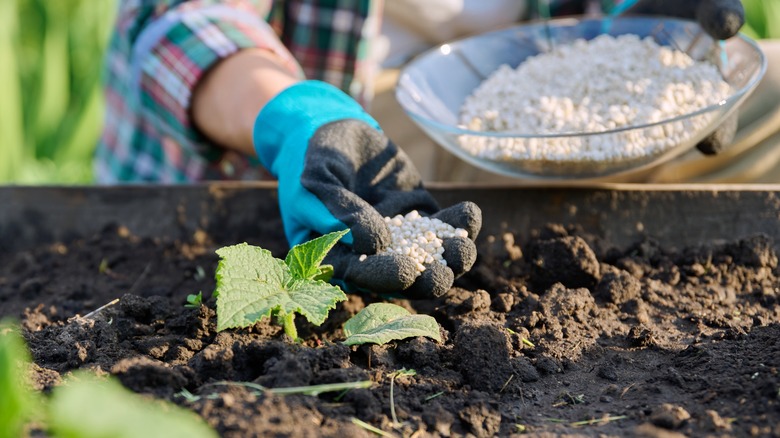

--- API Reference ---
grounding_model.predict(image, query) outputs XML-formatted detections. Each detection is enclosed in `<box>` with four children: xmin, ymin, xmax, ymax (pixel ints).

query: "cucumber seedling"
<box><xmin>214</xmin><ymin>230</ymin><xmax>348</xmax><ymax>339</ymax></box>
<box><xmin>184</xmin><ymin>291</ymin><xmax>203</xmax><ymax>308</ymax></box>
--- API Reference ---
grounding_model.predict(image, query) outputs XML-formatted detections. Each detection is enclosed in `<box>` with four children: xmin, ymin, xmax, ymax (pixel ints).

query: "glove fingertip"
<box><xmin>350</xmin><ymin>211</ymin><xmax>391</xmax><ymax>254</ymax></box>
<box><xmin>403</xmin><ymin>263</ymin><xmax>454</xmax><ymax>300</ymax></box>
<box><xmin>432</xmin><ymin>201</ymin><xmax>483</xmax><ymax>239</ymax></box>
<box><xmin>345</xmin><ymin>253</ymin><xmax>418</xmax><ymax>294</ymax></box>
<box><xmin>442</xmin><ymin>237</ymin><xmax>478</xmax><ymax>278</ymax></box>
<box><xmin>697</xmin><ymin>0</ymin><xmax>745</xmax><ymax>40</ymax></box>
<box><xmin>696</xmin><ymin>112</ymin><xmax>738</xmax><ymax>155</ymax></box>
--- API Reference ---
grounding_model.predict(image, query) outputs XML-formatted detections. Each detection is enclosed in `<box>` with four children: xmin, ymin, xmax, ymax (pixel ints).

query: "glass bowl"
<box><xmin>395</xmin><ymin>16</ymin><xmax>767</xmax><ymax>180</ymax></box>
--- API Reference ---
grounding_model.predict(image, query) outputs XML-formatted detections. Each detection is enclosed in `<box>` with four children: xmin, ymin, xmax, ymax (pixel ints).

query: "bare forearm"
<box><xmin>191</xmin><ymin>49</ymin><xmax>300</xmax><ymax>157</ymax></box>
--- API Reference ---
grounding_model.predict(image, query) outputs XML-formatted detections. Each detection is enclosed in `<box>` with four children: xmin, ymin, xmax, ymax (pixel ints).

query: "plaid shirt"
<box><xmin>96</xmin><ymin>0</ymin><xmax>618</xmax><ymax>183</ymax></box>
<box><xmin>96</xmin><ymin>0</ymin><xmax>378</xmax><ymax>182</ymax></box>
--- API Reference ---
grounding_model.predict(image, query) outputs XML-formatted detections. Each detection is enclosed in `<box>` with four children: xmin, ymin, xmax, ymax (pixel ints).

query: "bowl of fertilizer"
<box><xmin>396</xmin><ymin>16</ymin><xmax>767</xmax><ymax>179</ymax></box>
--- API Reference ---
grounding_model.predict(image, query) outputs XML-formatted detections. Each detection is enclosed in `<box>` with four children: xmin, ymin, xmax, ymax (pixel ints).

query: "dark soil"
<box><xmin>2</xmin><ymin>223</ymin><xmax>779</xmax><ymax>437</ymax></box>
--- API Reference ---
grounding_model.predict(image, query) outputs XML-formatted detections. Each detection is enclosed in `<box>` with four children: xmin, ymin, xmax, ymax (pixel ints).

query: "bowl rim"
<box><xmin>395</xmin><ymin>15</ymin><xmax>769</xmax><ymax>139</ymax></box>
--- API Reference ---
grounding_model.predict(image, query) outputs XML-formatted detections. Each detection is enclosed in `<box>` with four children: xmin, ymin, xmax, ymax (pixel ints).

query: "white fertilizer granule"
<box><xmin>458</xmin><ymin>34</ymin><xmax>732</xmax><ymax>164</ymax></box>
<box><xmin>360</xmin><ymin>210</ymin><xmax>469</xmax><ymax>273</ymax></box>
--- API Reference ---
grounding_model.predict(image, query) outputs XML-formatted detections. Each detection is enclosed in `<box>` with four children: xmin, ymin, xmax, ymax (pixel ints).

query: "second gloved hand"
<box><xmin>253</xmin><ymin>80</ymin><xmax>481</xmax><ymax>298</ymax></box>
<box><xmin>627</xmin><ymin>0</ymin><xmax>745</xmax><ymax>40</ymax></box>
<box><xmin>626</xmin><ymin>0</ymin><xmax>745</xmax><ymax>154</ymax></box>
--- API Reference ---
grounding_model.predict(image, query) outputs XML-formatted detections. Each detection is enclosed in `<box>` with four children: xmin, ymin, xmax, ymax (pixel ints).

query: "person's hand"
<box><xmin>253</xmin><ymin>80</ymin><xmax>481</xmax><ymax>298</ymax></box>
<box><xmin>626</xmin><ymin>0</ymin><xmax>745</xmax><ymax>155</ymax></box>
<box><xmin>627</xmin><ymin>0</ymin><xmax>744</xmax><ymax>40</ymax></box>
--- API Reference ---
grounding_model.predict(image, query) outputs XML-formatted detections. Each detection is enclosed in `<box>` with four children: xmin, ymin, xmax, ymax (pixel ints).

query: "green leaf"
<box><xmin>764</xmin><ymin>0</ymin><xmax>780</xmax><ymax>39</ymax></box>
<box><xmin>0</xmin><ymin>320</ymin><xmax>39</xmax><ymax>438</ymax></box>
<box><xmin>285</xmin><ymin>230</ymin><xmax>348</xmax><ymax>280</ymax></box>
<box><xmin>313</xmin><ymin>264</ymin><xmax>334</xmax><ymax>283</ymax></box>
<box><xmin>343</xmin><ymin>303</ymin><xmax>441</xmax><ymax>346</ymax></box>
<box><xmin>0</xmin><ymin>0</ymin><xmax>25</xmax><ymax>183</ymax></box>
<box><xmin>215</xmin><ymin>243</ymin><xmax>347</xmax><ymax>331</ymax></box>
<box><xmin>343</xmin><ymin>303</ymin><xmax>411</xmax><ymax>338</ymax></box>
<box><xmin>185</xmin><ymin>291</ymin><xmax>203</xmax><ymax>308</ymax></box>
<box><xmin>743</xmin><ymin>0</ymin><xmax>767</xmax><ymax>38</ymax></box>
<box><xmin>48</xmin><ymin>372</ymin><xmax>217</xmax><ymax>438</ymax></box>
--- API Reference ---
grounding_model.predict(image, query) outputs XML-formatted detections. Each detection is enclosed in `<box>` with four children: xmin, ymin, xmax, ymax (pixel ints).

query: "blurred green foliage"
<box><xmin>742</xmin><ymin>0</ymin><xmax>780</xmax><ymax>40</ymax></box>
<box><xmin>0</xmin><ymin>0</ymin><xmax>115</xmax><ymax>184</ymax></box>
<box><xmin>0</xmin><ymin>0</ymin><xmax>775</xmax><ymax>184</ymax></box>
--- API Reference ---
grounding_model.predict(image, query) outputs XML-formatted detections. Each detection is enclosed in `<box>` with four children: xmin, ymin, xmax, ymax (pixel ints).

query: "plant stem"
<box><xmin>351</xmin><ymin>418</ymin><xmax>394</xmax><ymax>437</ymax></box>
<box><xmin>203</xmin><ymin>380</ymin><xmax>372</xmax><ymax>397</ymax></box>
<box><xmin>282</xmin><ymin>312</ymin><xmax>298</xmax><ymax>340</ymax></box>
<box><xmin>79</xmin><ymin>298</ymin><xmax>120</xmax><ymax>320</ymax></box>
<box><xmin>390</xmin><ymin>374</ymin><xmax>398</xmax><ymax>427</ymax></box>
<box><xmin>423</xmin><ymin>391</ymin><xmax>444</xmax><ymax>402</ymax></box>
<box><xmin>389</xmin><ymin>369</ymin><xmax>416</xmax><ymax>428</ymax></box>
<box><xmin>570</xmin><ymin>415</ymin><xmax>627</xmax><ymax>427</ymax></box>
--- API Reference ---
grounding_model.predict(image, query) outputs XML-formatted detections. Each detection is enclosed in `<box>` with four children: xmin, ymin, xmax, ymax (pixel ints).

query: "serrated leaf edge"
<box><xmin>214</xmin><ymin>243</ymin><xmax>288</xmax><ymax>331</ymax></box>
<box><xmin>283</xmin><ymin>278</ymin><xmax>347</xmax><ymax>326</ymax></box>
<box><xmin>285</xmin><ymin>230</ymin><xmax>349</xmax><ymax>280</ymax></box>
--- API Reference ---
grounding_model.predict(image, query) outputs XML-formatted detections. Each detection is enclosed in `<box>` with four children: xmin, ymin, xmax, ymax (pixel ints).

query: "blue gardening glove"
<box><xmin>253</xmin><ymin>80</ymin><xmax>481</xmax><ymax>298</ymax></box>
<box><xmin>624</xmin><ymin>0</ymin><xmax>745</xmax><ymax>154</ymax></box>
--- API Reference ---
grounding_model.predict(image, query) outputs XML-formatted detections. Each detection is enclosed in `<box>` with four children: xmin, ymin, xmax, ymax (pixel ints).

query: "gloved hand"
<box><xmin>253</xmin><ymin>80</ymin><xmax>481</xmax><ymax>298</ymax></box>
<box><xmin>625</xmin><ymin>0</ymin><xmax>745</xmax><ymax>154</ymax></box>
<box><xmin>626</xmin><ymin>0</ymin><xmax>744</xmax><ymax>40</ymax></box>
